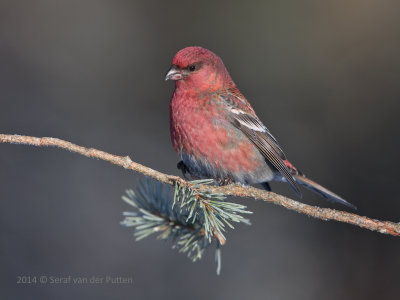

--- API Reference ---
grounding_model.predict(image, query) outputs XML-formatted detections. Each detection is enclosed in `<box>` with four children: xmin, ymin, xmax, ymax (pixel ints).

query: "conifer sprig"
<box><xmin>120</xmin><ymin>177</ymin><xmax>252</xmax><ymax>274</ymax></box>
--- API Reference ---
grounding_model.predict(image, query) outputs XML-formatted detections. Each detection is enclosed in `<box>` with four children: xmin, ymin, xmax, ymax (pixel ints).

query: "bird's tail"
<box><xmin>294</xmin><ymin>175</ymin><xmax>356</xmax><ymax>210</ymax></box>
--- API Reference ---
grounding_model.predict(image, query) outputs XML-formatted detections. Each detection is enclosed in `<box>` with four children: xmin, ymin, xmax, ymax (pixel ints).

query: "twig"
<box><xmin>1</xmin><ymin>133</ymin><xmax>399</xmax><ymax>237</ymax></box>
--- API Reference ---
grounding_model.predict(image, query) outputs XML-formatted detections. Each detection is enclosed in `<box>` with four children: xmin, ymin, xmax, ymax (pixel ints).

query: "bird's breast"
<box><xmin>170</xmin><ymin>90</ymin><xmax>218</xmax><ymax>155</ymax></box>
<box><xmin>169</xmin><ymin>89</ymin><xmax>270</xmax><ymax>180</ymax></box>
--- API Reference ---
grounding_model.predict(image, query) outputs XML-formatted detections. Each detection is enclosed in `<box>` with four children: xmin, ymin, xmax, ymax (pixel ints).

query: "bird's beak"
<box><xmin>165</xmin><ymin>65</ymin><xmax>183</xmax><ymax>81</ymax></box>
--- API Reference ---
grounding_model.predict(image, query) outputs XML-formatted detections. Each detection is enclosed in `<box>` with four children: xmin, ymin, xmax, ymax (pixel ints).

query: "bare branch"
<box><xmin>1</xmin><ymin>133</ymin><xmax>399</xmax><ymax>237</ymax></box>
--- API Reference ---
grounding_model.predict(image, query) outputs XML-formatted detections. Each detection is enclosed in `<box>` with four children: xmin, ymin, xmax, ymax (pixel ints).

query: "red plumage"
<box><xmin>166</xmin><ymin>46</ymin><xmax>355</xmax><ymax>209</ymax></box>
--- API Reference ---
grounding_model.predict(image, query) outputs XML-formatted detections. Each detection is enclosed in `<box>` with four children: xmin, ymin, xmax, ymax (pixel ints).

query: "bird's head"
<box><xmin>165</xmin><ymin>46</ymin><xmax>233</xmax><ymax>92</ymax></box>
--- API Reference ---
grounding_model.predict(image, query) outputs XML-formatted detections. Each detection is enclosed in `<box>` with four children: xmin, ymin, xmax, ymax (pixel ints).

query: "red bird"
<box><xmin>166</xmin><ymin>46</ymin><xmax>355</xmax><ymax>209</ymax></box>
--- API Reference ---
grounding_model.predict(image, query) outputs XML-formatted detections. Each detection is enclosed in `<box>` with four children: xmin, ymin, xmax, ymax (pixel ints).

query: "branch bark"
<box><xmin>1</xmin><ymin>133</ymin><xmax>399</xmax><ymax>237</ymax></box>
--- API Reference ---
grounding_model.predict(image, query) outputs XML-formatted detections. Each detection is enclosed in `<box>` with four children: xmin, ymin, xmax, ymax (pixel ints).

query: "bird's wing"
<box><xmin>219</xmin><ymin>93</ymin><xmax>301</xmax><ymax>196</ymax></box>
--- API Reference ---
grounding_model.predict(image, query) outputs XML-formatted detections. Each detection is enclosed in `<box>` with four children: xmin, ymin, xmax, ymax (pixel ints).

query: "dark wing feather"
<box><xmin>231</xmin><ymin>112</ymin><xmax>286</xmax><ymax>159</ymax></box>
<box><xmin>219</xmin><ymin>93</ymin><xmax>301</xmax><ymax>196</ymax></box>
<box><xmin>232</xmin><ymin>117</ymin><xmax>301</xmax><ymax>196</ymax></box>
<box><xmin>219</xmin><ymin>93</ymin><xmax>285</xmax><ymax>156</ymax></box>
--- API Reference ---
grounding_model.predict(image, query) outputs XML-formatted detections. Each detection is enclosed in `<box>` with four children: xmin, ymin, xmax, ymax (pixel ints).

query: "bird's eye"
<box><xmin>188</xmin><ymin>65</ymin><xmax>196</xmax><ymax>72</ymax></box>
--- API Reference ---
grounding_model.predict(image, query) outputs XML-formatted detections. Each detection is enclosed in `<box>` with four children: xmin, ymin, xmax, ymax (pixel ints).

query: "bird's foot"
<box><xmin>177</xmin><ymin>160</ymin><xmax>191</xmax><ymax>180</ymax></box>
<box><xmin>177</xmin><ymin>160</ymin><xmax>188</xmax><ymax>174</ymax></box>
<box><xmin>216</xmin><ymin>177</ymin><xmax>234</xmax><ymax>186</ymax></box>
<box><xmin>176</xmin><ymin>160</ymin><xmax>201</xmax><ymax>181</ymax></box>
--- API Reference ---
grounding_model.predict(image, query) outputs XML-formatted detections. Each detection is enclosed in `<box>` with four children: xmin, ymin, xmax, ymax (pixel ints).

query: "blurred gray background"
<box><xmin>1</xmin><ymin>0</ymin><xmax>399</xmax><ymax>299</ymax></box>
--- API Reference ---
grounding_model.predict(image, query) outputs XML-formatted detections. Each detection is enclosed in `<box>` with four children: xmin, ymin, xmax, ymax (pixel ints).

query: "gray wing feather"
<box><xmin>219</xmin><ymin>94</ymin><xmax>301</xmax><ymax>196</ymax></box>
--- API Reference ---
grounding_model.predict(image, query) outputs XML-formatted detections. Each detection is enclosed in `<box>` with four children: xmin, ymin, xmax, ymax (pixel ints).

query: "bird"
<box><xmin>165</xmin><ymin>46</ymin><xmax>355</xmax><ymax>209</ymax></box>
